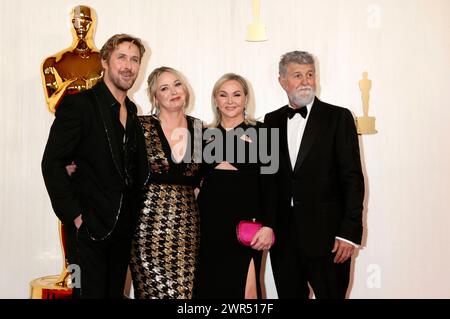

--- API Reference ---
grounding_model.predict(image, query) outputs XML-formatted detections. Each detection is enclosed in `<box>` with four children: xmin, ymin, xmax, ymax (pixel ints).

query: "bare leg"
<box><xmin>123</xmin><ymin>266</ymin><xmax>132</xmax><ymax>298</ymax></box>
<box><xmin>245</xmin><ymin>258</ymin><xmax>257</xmax><ymax>299</ymax></box>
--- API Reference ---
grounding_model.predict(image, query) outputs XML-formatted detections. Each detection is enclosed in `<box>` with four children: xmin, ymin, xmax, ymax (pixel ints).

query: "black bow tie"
<box><xmin>287</xmin><ymin>106</ymin><xmax>308</xmax><ymax>119</ymax></box>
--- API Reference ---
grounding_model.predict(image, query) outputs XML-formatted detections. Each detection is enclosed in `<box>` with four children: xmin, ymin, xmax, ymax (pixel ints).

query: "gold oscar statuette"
<box><xmin>246</xmin><ymin>0</ymin><xmax>268</xmax><ymax>42</ymax></box>
<box><xmin>356</xmin><ymin>71</ymin><xmax>377</xmax><ymax>134</ymax></box>
<box><xmin>32</xmin><ymin>5</ymin><xmax>103</xmax><ymax>299</ymax></box>
<box><xmin>41</xmin><ymin>5</ymin><xmax>103</xmax><ymax>114</ymax></box>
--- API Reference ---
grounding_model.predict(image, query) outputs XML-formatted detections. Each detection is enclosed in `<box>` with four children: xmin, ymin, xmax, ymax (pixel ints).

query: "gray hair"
<box><xmin>279</xmin><ymin>51</ymin><xmax>315</xmax><ymax>76</ymax></box>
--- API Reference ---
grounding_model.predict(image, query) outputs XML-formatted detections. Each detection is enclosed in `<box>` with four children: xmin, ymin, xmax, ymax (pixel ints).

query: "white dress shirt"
<box><xmin>287</xmin><ymin>99</ymin><xmax>358</xmax><ymax>248</ymax></box>
<box><xmin>287</xmin><ymin>101</ymin><xmax>313</xmax><ymax>169</ymax></box>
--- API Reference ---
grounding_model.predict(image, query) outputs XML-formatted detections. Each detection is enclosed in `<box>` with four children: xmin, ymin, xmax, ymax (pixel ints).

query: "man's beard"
<box><xmin>108</xmin><ymin>70</ymin><xmax>137</xmax><ymax>92</ymax></box>
<box><xmin>289</xmin><ymin>86</ymin><xmax>315</xmax><ymax>107</ymax></box>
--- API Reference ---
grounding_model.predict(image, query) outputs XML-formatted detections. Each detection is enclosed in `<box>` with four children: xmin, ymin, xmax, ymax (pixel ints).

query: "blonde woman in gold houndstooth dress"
<box><xmin>130</xmin><ymin>67</ymin><xmax>202</xmax><ymax>298</ymax></box>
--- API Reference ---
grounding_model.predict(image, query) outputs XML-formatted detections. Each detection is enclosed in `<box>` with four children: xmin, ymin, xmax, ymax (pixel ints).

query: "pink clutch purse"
<box><xmin>236</xmin><ymin>219</ymin><xmax>275</xmax><ymax>247</ymax></box>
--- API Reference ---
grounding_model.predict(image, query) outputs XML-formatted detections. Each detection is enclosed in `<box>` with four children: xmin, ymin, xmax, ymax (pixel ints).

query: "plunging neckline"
<box><xmin>154</xmin><ymin>116</ymin><xmax>193</xmax><ymax>164</ymax></box>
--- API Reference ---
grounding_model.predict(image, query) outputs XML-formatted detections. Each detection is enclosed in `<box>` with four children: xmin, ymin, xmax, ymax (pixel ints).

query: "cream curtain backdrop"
<box><xmin>1</xmin><ymin>0</ymin><xmax>450</xmax><ymax>298</ymax></box>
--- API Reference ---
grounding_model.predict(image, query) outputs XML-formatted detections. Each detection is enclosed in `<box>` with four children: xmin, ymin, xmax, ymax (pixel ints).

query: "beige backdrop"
<box><xmin>1</xmin><ymin>0</ymin><xmax>450</xmax><ymax>298</ymax></box>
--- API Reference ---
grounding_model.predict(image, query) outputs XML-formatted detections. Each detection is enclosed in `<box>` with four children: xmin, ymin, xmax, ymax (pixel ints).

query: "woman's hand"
<box><xmin>250</xmin><ymin>226</ymin><xmax>274</xmax><ymax>251</ymax></box>
<box><xmin>66</xmin><ymin>161</ymin><xmax>77</xmax><ymax>176</ymax></box>
<box><xmin>74</xmin><ymin>214</ymin><xmax>83</xmax><ymax>229</ymax></box>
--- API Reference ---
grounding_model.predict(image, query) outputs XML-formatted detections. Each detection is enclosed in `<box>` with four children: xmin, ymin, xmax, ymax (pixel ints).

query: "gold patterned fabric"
<box><xmin>130</xmin><ymin>115</ymin><xmax>201</xmax><ymax>299</ymax></box>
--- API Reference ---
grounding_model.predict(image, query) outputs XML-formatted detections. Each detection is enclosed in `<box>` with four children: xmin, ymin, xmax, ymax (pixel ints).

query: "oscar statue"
<box><xmin>356</xmin><ymin>71</ymin><xmax>377</xmax><ymax>134</ymax></box>
<box><xmin>41</xmin><ymin>5</ymin><xmax>103</xmax><ymax>113</ymax></box>
<box><xmin>246</xmin><ymin>0</ymin><xmax>268</xmax><ymax>41</ymax></box>
<box><xmin>31</xmin><ymin>5</ymin><xmax>102</xmax><ymax>298</ymax></box>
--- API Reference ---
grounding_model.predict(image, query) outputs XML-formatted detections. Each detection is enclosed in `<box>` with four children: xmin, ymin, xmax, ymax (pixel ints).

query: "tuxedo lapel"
<box><xmin>293</xmin><ymin>98</ymin><xmax>324</xmax><ymax>174</ymax></box>
<box><xmin>91</xmin><ymin>87</ymin><xmax>125</xmax><ymax>182</ymax></box>
<box><xmin>279</xmin><ymin>106</ymin><xmax>293</xmax><ymax>173</ymax></box>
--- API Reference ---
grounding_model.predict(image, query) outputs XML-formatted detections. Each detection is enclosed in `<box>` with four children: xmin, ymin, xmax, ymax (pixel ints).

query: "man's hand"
<box><xmin>74</xmin><ymin>214</ymin><xmax>83</xmax><ymax>229</ymax></box>
<box><xmin>332</xmin><ymin>238</ymin><xmax>355</xmax><ymax>263</ymax></box>
<box><xmin>66</xmin><ymin>161</ymin><xmax>77</xmax><ymax>176</ymax></box>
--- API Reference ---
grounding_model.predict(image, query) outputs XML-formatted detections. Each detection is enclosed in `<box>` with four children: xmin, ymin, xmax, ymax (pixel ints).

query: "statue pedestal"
<box><xmin>356</xmin><ymin>116</ymin><xmax>377</xmax><ymax>134</ymax></box>
<box><xmin>246</xmin><ymin>23</ymin><xmax>267</xmax><ymax>41</ymax></box>
<box><xmin>30</xmin><ymin>275</ymin><xmax>72</xmax><ymax>299</ymax></box>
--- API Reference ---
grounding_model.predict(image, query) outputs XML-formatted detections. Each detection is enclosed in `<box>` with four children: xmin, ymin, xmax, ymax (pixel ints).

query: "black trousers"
<box><xmin>64</xmin><ymin>199</ymin><xmax>134</xmax><ymax>299</ymax></box>
<box><xmin>270</xmin><ymin>208</ymin><xmax>351</xmax><ymax>299</ymax></box>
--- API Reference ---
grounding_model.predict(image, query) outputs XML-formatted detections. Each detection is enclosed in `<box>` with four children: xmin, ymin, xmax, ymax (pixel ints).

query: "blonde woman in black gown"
<box><xmin>130</xmin><ymin>67</ymin><xmax>202</xmax><ymax>298</ymax></box>
<box><xmin>194</xmin><ymin>73</ymin><xmax>276</xmax><ymax>298</ymax></box>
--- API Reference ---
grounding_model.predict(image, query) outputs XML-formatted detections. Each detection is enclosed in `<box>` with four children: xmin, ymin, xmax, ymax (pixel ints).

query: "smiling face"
<box><xmin>101</xmin><ymin>41</ymin><xmax>141</xmax><ymax>93</ymax></box>
<box><xmin>215</xmin><ymin>80</ymin><xmax>246</xmax><ymax>123</ymax></box>
<box><xmin>279</xmin><ymin>63</ymin><xmax>316</xmax><ymax>108</ymax></box>
<box><xmin>154</xmin><ymin>71</ymin><xmax>187</xmax><ymax>113</ymax></box>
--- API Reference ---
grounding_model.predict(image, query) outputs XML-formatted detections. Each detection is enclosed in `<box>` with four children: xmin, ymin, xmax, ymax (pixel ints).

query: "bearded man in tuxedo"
<box><xmin>264</xmin><ymin>51</ymin><xmax>365</xmax><ymax>299</ymax></box>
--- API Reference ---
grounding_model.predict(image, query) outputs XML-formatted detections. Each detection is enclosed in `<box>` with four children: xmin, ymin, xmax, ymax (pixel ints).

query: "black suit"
<box><xmin>264</xmin><ymin>97</ymin><xmax>364</xmax><ymax>298</ymax></box>
<box><xmin>42</xmin><ymin>81</ymin><xmax>149</xmax><ymax>298</ymax></box>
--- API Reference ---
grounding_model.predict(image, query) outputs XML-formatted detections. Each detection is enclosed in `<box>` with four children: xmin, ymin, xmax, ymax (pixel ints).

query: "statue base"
<box><xmin>30</xmin><ymin>275</ymin><xmax>72</xmax><ymax>299</ymax></box>
<box><xmin>246</xmin><ymin>23</ymin><xmax>268</xmax><ymax>41</ymax></box>
<box><xmin>356</xmin><ymin>116</ymin><xmax>377</xmax><ymax>134</ymax></box>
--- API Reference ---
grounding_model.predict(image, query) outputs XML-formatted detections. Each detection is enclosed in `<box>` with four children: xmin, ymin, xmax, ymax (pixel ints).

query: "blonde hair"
<box><xmin>210</xmin><ymin>73</ymin><xmax>256</xmax><ymax>127</ymax></box>
<box><xmin>147</xmin><ymin>66</ymin><xmax>191</xmax><ymax>115</ymax></box>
